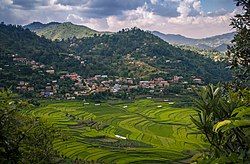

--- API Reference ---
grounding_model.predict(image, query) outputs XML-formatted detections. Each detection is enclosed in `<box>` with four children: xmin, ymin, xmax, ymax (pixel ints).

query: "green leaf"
<box><xmin>233</xmin><ymin>119</ymin><xmax>250</xmax><ymax>127</ymax></box>
<box><xmin>213</xmin><ymin>120</ymin><xmax>232</xmax><ymax>132</ymax></box>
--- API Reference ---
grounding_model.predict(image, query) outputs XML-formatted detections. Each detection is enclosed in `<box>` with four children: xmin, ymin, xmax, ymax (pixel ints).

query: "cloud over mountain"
<box><xmin>0</xmin><ymin>0</ymin><xmax>237</xmax><ymax>38</ymax></box>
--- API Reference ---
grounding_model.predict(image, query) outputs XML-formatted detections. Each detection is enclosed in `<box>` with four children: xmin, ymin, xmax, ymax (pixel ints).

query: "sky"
<box><xmin>0</xmin><ymin>0</ymin><xmax>240</xmax><ymax>38</ymax></box>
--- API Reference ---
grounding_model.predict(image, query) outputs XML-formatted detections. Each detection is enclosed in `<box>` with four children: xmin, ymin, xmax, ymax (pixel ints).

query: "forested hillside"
<box><xmin>71</xmin><ymin>28</ymin><xmax>232</xmax><ymax>82</ymax></box>
<box><xmin>0</xmin><ymin>24</ymin><xmax>232</xmax><ymax>91</ymax></box>
<box><xmin>24</xmin><ymin>22</ymin><xmax>102</xmax><ymax>41</ymax></box>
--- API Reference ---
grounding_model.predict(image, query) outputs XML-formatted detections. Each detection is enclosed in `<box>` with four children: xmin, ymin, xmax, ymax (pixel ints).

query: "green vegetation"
<box><xmin>72</xmin><ymin>28</ymin><xmax>232</xmax><ymax>82</ymax></box>
<box><xmin>0</xmin><ymin>89</ymin><xmax>63</xmax><ymax>163</ymax></box>
<box><xmin>23</xmin><ymin>99</ymin><xmax>207</xmax><ymax>163</ymax></box>
<box><xmin>0</xmin><ymin>23</ymin><xmax>232</xmax><ymax>98</ymax></box>
<box><xmin>31</xmin><ymin>22</ymin><xmax>102</xmax><ymax>41</ymax></box>
<box><xmin>191</xmin><ymin>85</ymin><xmax>250</xmax><ymax>163</ymax></box>
<box><xmin>190</xmin><ymin>1</ymin><xmax>250</xmax><ymax>162</ymax></box>
<box><xmin>227</xmin><ymin>0</ymin><xmax>250</xmax><ymax>84</ymax></box>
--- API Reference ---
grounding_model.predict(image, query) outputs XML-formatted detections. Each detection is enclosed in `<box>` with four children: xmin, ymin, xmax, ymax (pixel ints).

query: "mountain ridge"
<box><xmin>24</xmin><ymin>22</ymin><xmax>103</xmax><ymax>40</ymax></box>
<box><xmin>24</xmin><ymin>21</ymin><xmax>234</xmax><ymax>52</ymax></box>
<box><xmin>152</xmin><ymin>31</ymin><xmax>235</xmax><ymax>52</ymax></box>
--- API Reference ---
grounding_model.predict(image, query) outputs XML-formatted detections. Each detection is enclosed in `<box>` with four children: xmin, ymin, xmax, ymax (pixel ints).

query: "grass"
<box><xmin>24</xmin><ymin>99</ymin><xmax>207</xmax><ymax>163</ymax></box>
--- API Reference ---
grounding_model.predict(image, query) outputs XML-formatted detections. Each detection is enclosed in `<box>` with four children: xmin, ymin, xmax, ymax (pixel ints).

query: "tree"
<box><xmin>0</xmin><ymin>89</ymin><xmax>61</xmax><ymax>163</ymax></box>
<box><xmin>227</xmin><ymin>0</ymin><xmax>250</xmax><ymax>84</ymax></box>
<box><xmin>190</xmin><ymin>85</ymin><xmax>249</xmax><ymax>163</ymax></box>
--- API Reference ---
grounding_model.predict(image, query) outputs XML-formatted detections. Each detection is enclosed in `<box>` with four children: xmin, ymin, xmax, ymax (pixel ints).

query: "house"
<box><xmin>67</xmin><ymin>96</ymin><xmax>76</xmax><ymax>100</ymax></box>
<box><xmin>112</xmin><ymin>84</ymin><xmax>121</xmax><ymax>93</ymax></box>
<box><xmin>44</xmin><ymin>91</ymin><xmax>53</xmax><ymax>97</ymax></box>
<box><xmin>13</xmin><ymin>57</ymin><xmax>27</xmax><ymax>62</ymax></box>
<box><xmin>101</xmin><ymin>75</ymin><xmax>108</xmax><ymax>78</ymax></box>
<box><xmin>94</xmin><ymin>75</ymin><xmax>101</xmax><ymax>79</ymax></box>
<box><xmin>66</xmin><ymin>73</ymin><xmax>78</xmax><ymax>81</ymax></box>
<box><xmin>139</xmin><ymin>81</ymin><xmax>150</xmax><ymax>88</ymax></box>
<box><xmin>172</xmin><ymin>76</ymin><xmax>182</xmax><ymax>83</ymax></box>
<box><xmin>46</xmin><ymin>70</ymin><xmax>55</xmax><ymax>74</ymax></box>
<box><xmin>127</xmin><ymin>78</ymin><xmax>133</xmax><ymax>84</ymax></box>
<box><xmin>27</xmin><ymin>87</ymin><xmax>34</xmax><ymax>91</ymax></box>
<box><xmin>193</xmin><ymin>78</ymin><xmax>202</xmax><ymax>84</ymax></box>
<box><xmin>45</xmin><ymin>86</ymin><xmax>52</xmax><ymax>91</ymax></box>
<box><xmin>19</xmin><ymin>81</ymin><xmax>25</xmax><ymax>86</ymax></box>
<box><xmin>128</xmin><ymin>85</ymin><xmax>138</xmax><ymax>90</ymax></box>
<box><xmin>159</xmin><ymin>81</ymin><xmax>169</xmax><ymax>87</ymax></box>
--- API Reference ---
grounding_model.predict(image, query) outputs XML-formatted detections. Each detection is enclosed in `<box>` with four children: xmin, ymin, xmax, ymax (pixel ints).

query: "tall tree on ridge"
<box><xmin>227</xmin><ymin>0</ymin><xmax>250</xmax><ymax>85</ymax></box>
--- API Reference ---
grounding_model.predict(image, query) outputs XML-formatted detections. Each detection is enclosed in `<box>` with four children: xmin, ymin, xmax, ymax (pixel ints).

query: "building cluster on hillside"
<box><xmin>12</xmin><ymin>54</ymin><xmax>45</xmax><ymax>70</ymax></box>
<box><xmin>15</xmin><ymin>71</ymin><xmax>203</xmax><ymax>99</ymax></box>
<box><xmin>10</xmin><ymin>53</ymin><xmax>203</xmax><ymax>99</ymax></box>
<box><xmin>16</xmin><ymin>81</ymin><xmax>34</xmax><ymax>92</ymax></box>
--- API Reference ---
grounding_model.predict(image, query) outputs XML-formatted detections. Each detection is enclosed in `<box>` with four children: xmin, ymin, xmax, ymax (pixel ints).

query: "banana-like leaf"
<box><xmin>213</xmin><ymin>120</ymin><xmax>232</xmax><ymax>132</ymax></box>
<box><xmin>232</xmin><ymin>106</ymin><xmax>250</xmax><ymax>117</ymax></box>
<box><xmin>213</xmin><ymin>118</ymin><xmax>250</xmax><ymax>133</ymax></box>
<box><xmin>233</xmin><ymin>119</ymin><xmax>250</xmax><ymax>127</ymax></box>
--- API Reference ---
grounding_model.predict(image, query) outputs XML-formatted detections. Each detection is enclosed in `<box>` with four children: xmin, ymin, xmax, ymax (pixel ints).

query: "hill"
<box><xmin>0</xmin><ymin>24</ymin><xmax>232</xmax><ymax>97</ymax></box>
<box><xmin>24</xmin><ymin>22</ymin><xmax>101</xmax><ymax>40</ymax></box>
<box><xmin>152</xmin><ymin>31</ymin><xmax>235</xmax><ymax>52</ymax></box>
<box><xmin>23</xmin><ymin>21</ymin><xmax>61</xmax><ymax>31</ymax></box>
<box><xmin>71</xmin><ymin>28</ymin><xmax>232</xmax><ymax>83</ymax></box>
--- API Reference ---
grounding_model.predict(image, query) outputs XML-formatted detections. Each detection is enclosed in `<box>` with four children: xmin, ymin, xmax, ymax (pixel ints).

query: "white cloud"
<box><xmin>66</xmin><ymin>14</ymin><xmax>109</xmax><ymax>30</ymax></box>
<box><xmin>0</xmin><ymin>0</ymin><xmax>237</xmax><ymax>38</ymax></box>
<box><xmin>193</xmin><ymin>0</ymin><xmax>201</xmax><ymax>12</ymax></box>
<box><xmin>2</xmin><ymin>0</ymin><xmax>13</xmax><ymax>5</ymax></box>
<box><xmin>105</xmin><ymin>5</ymin><xmax>237</xmax><ymax>38</ymax></box>
<box><xmin>150</xmin><ymin>0</ymin><xmax>158</xmax><ymax>5</ymax></box>
<box><xmin>177</xmin><ymin>0</ymin><xmax>201</xmax><ymax>18</ymax></box>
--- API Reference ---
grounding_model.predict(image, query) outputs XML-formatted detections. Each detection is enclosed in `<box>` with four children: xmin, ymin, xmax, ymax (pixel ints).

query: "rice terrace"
<box><xmin>23</xmin><ymin>99</ymin><xmax>207</xmax><ymax>163</ymax></box>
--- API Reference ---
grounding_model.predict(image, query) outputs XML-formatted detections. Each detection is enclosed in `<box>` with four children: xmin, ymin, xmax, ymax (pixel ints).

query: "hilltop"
<box><xmin>152</xmin><ymin>31</ymin><xmax>235</xmax><ymax>52</ymax></box>
<box><xmin>24</xmin><ymin>22</ymin><xmax>103</xmax><ymax>40</ymax></box>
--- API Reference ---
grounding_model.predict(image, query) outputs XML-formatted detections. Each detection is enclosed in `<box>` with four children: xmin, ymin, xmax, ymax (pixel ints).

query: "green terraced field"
<box><xmin>24</xmin><ymin>99</ymin><xmax>207</xmax><ymax>163</ymax></box>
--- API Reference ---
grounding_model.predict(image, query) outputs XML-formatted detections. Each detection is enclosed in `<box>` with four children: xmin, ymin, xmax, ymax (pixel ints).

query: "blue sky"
<box><xmin>0</xmin><ymin>0</ymin><xmax>239</xmax><ymax>38</ymax></box>
<box><xmin>201</xmin><ymin>0</ymin><xmax>235</xmax><ymax>13</ymax></box>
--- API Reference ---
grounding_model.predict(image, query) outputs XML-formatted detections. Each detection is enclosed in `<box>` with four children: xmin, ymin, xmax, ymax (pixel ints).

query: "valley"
<box><xmin>23</xmin><ymin>99</ymin><xmax>207</xmax><ymax>163</ymax></box>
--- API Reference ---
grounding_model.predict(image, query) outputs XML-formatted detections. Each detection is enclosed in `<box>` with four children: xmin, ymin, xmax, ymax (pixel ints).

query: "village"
<box><xmin>16</xmin><ymin>71</ymin><xmax>203</xmax><ymax>99</ymax></box>
<box><xmin>10</xmin><ymin>53</ymin><xmax>203</xmax><ymax>99</ymax></box>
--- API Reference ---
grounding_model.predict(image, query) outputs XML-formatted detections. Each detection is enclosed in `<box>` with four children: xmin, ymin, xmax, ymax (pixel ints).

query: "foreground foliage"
<box><xmin>0</xmin><ymin>89</ymin><xmax>62</xmax><ymax>163</ymax></box>
<box><xmin>227</xmin><ymin>0</ymin><xmax>250</xmax><ymax>84</ymax></box>
<box><xmin>191</xmin><ymin>85</ymin><xmax>250</xmax><ymax>163</ymax></box>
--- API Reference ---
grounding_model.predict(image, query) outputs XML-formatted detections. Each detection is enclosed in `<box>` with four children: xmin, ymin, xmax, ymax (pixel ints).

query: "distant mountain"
<box><xmin>23</xmin><ymin>22</ymin><xmax>61</xmax><ymax>31</ymax></box>
<box><xmin>24</xmin><ymin>22</ymin><xmax>102</xmax><ymax>40</ymax></box>
<box><xmin>152</xmin><ymin>31</ymin><xmax>235</xmax><ymax>52</ymax></box>
<box><xmin>214</xmin><ymin>43</ymin><xmax>229</xmax><ymax>52</ymax></box>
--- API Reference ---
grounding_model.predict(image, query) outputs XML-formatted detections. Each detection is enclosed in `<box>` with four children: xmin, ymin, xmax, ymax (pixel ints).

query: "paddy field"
<box><xmin>24</xmin><ymin>99</ymin><xmax>207</xmax><ymax>163</ymax></box>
